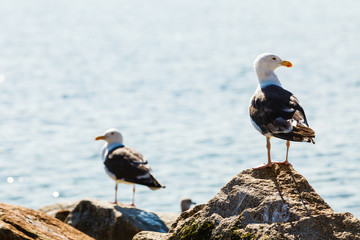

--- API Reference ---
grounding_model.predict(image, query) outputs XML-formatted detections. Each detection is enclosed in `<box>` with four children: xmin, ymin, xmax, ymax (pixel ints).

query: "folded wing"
<box><xmin>250</xmin><ymin>85</ymin><xmax>315</xmax><ymax>143</ymax></box>
<box><xmin>104</xmin><ymin>146</ymin><xmax>164</xmax><ymax>189</ymax></box>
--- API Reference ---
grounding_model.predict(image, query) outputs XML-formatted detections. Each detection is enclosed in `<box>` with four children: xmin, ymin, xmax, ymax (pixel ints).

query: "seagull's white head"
<box><xmin>95</xmin><ymin>128</ymin><xmax>123</xmax><ymax>144</ymax></box>
<box><xmin>253</xmin><ymin>53</ymin><xmax>292</xmax><ymax>87</ymax></box>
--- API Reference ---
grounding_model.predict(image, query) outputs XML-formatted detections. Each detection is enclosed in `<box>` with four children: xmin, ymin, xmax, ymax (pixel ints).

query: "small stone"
<box><xmin>132</xmin><ymin>231</ymin><xmax>170</xmax><ymax>240</ymax></box>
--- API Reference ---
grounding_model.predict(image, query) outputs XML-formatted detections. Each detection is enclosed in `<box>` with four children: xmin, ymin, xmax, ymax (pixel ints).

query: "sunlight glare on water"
<box><xmin>0</xmin><ymin>0</ymin><xmax>360</xmax><ymax>217</ymax></box>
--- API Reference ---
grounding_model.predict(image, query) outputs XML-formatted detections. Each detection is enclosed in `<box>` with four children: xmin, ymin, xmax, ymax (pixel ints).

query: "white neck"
<box><xmin>101</xmin><ymin>142</ymin><xmax>124</xmax><ymax>162</ymax></box>
<box><xmin>256</xmin><ymin>69</ymin><xmax>282</xmax><ymax>88</ymax></box>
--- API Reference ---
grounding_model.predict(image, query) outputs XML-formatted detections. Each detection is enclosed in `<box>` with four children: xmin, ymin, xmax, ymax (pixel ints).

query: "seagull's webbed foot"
<box><xmin>275</xmin><ymin>160</ymin><xmax>292</xmax><ymax>166</ymax></box>
<box><xmin>121</xmin><ymin>203</ymin><xmax>135</xmax><ymax>207</ymax></box>
<box><xmin>110</xmin><ymin>201</ymin><xmax>135</xmax><ymax>207</ymax></box>
<box><xmin>253</xmin><ymin>161</ymin><xmax>274</xmax><ymax>169</ymax></box>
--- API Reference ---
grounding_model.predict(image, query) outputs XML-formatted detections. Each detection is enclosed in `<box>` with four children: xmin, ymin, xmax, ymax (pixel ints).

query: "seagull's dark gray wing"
<box><xmin>104</xmin><ymin>146</ymin><xmax>165</xmax><ymax>189</ymax></box>
<box><xmin>249</xmin><ymin>85</ymin><xmax>315</xmax><ymax>143</ymax></box>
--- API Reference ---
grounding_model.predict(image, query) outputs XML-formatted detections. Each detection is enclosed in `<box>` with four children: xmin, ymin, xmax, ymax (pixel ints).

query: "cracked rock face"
<box><xmin>166</xmin><ymin>165</ymin><xmax>360</xmax><ymax>240</ymax></box>
<box><xmin>0</xmin><ymin>203</ymin><xmax>94</xmax><ymax>240</ymax></box>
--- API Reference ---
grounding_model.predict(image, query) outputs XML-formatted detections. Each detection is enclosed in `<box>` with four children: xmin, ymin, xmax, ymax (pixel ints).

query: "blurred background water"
<box><xmin>0</xmin><ymin>0</ymin><xmax>359</xmax><ymax>216</ymax></box>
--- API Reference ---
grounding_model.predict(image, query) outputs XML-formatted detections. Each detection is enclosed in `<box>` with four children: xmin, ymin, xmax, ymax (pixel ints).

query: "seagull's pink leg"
<box><xmin>253</xmin><ymin>136</ymin><xmax>274</xmax><ymax>169</ymax></box>
<box><xmin>130</xmin><ymin>185</ymin><xmax>135</xmax><ymax>206</ymax></box>
<box><xmin>276</xmin><ymin>140</ymin><xmax>292</xmax><ymax>166</ymax></box>
<box><xmin>112</xmin><ymin>183</ymin><xmax>118</xmax><ymax>205</ymax></box>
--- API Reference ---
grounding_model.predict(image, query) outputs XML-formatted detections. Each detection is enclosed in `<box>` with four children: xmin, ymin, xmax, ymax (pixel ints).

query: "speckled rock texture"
<box><xmin>0</xmin><ymin>202</ymin><xmax>94</xmax><ymax>240</ymax></box>
<box><xmin>164</xmin><ymin>164</ymin><xmax>360</xmax><ymax>240</ymax></box>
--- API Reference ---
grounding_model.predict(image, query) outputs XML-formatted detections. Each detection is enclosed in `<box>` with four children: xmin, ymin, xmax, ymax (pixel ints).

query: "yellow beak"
<box><xmin>95</xmin><ymin>135</ymin><xmax>106</xmax><ymax>141</ymax></box>
<box><xmin>281</xmin><ymin>60</ymin><xmax>293</xmax><ymax>67</ymax></box>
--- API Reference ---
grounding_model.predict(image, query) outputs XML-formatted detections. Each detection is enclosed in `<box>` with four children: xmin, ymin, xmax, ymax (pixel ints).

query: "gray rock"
<box><xmin>132</xmin><ymin>231</ymin><xmax>170</xmax><ymax>240</ymax></box>
<box><xmin>64</xmin><ymin>199</ymin><xmax>170</xmax><ymax>240</ymax></box>
<box><xmin>39</xmin><ymin>199</ymin><xmax>179</xmax><ymax>240</ymax></box>
<box><xmin>167</xmin><ymin>164</ymin><xmax>360</xmax><ymax>240</ymax></box>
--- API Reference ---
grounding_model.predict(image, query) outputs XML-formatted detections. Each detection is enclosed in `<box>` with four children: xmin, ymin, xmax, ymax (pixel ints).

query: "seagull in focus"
<box><xmin>249</xmin><ymin>53</ymin><xmax>315</xmax><ymax>169</ymax></box>
<box><xmin>95</xmin><ymin>128</ymin><xmax>165</xmax><ymax>205</ymax></box>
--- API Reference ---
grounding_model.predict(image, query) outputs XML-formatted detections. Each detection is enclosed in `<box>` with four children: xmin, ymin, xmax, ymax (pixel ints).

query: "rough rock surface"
<box><xmin>61</xmin><ymin>199</ymin><xmax>171</xmax><ymax>240</ymax></box>
<box><xmin>165</xmin><ymin>164</ymin><xmax>360</xmax><ymax>240</ymax></box>
<box><xmin>0</xmin><ymin>202</ymin><xmax>94</xmax><ymax>240</ymax></box>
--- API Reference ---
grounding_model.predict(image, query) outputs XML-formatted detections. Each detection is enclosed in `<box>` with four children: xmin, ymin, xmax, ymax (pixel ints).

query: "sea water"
<box><xmin>0</xmin><ymin>0</ymin><xmax>359</xmax><ymax>217</ymax></box>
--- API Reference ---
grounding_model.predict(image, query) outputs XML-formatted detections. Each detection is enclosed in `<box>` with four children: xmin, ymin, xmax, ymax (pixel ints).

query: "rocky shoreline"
<box><xmin>1</xmin><ymin>165</ymin><xmax>360</xmax><ymax>240</ymax></box>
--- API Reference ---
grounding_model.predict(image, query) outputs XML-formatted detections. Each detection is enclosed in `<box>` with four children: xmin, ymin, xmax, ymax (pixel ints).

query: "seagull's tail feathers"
<box><xmin>274</xmin><ymin>124</ymin><xmax>315</xmax><ymax>144</ymax></box>
<box><xmin>146</xmin><ymin>174</ymin><xmax>166</xmax><ymax>190</ymax></box>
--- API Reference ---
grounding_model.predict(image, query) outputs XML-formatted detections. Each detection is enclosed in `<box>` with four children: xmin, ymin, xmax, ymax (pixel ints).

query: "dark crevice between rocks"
<box><xmin>2</xmin><ymin>219</ymin><xmax>39</xmax><ymax>239</ymax></box>
<box><xmin>55</xmin><ymin>210</ymin><xmax>71</xmax><ymax>222</ymax></box>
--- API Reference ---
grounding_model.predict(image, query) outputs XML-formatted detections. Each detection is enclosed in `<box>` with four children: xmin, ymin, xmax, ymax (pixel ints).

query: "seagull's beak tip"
<box><xmin>95</xmin><ymin>136</ymin><xmax>105</xmax><ymax>141</ymax></box>
<box><xmin>281</xmin><ymin>60</ymin><xmax>293</xmax><ymax>68</ymax></box>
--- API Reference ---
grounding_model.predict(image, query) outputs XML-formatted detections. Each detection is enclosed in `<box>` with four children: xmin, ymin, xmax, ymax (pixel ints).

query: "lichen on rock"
<box><xmin>169</xmin><ymin>219</ymin><xmax>215</xmax><ymax>240</ymax></box>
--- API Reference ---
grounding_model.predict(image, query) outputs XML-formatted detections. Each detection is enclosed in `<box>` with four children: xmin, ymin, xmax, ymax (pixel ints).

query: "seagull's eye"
<box><xmin>272</xmin><ymin>57</ymin><xmax>276</xmax><ymax>60</ymax></box>
<box><xmin>110</xmin><ymin>132</ymin><xmax>114</xmax><ymax>135</ymax></box>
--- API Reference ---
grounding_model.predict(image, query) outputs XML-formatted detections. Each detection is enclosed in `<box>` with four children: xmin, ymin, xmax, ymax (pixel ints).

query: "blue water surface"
<box><xmin>0</xmin><ymin>0</ymin><xmax>360</xmax><ymax>217</ymax></box>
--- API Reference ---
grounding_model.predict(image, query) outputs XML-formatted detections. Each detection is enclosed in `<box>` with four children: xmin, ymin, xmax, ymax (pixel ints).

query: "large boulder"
<box><xmin>147</xmin><ymin>164</ymin><xmax>360</xmax><ymax>240</ymax></box>
<box><xmin>0</xmin><ymin>202</ymin><xmax>94</xmax><ymax>240</ymax></box>
<box><xmin>53</xmin><ymin>199</ymin><xmax>174</xmax><ymax>240</ymax></box>
<box><xmin>39</xmin><ymin>200</ymin><xmax>179</xmax><ymax>231</ymax></box>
